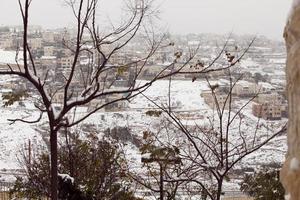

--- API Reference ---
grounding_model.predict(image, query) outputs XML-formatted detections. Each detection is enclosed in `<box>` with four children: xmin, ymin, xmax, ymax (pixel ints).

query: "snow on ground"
<box><xmin>132</xmin><ymin>79</ymin><xmax>210</xmax><ymax>110</ymax></box>
<box><xmin>232</xmin><ymin>100</ymin><xmax>287</xmax><ymax>166</ymax></box>
<box><xmin>0</xmin><ymin>104</ymin><xmax>44</xmax><ymax>170</ymax></box>
<box><xmin>0</xmin><ymin>78</ymin><xmax>287</xmax><ymax>188</ymax></box>
<box><xmin>0</xmin><ymin>49</ymin><xmax>23</xmax><ymax>65</ymax></box>
<box><xmin>240</xmin><ymin>58</ymin><xmax>259</xmax><ymax>68</ymax></box>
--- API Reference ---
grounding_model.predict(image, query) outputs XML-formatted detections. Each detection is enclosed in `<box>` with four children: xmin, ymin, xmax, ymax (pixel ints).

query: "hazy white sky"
<box><xmin>0</xmin><ymin>0</ymin><xmax>293</xmax><ymax>40</ymax></box>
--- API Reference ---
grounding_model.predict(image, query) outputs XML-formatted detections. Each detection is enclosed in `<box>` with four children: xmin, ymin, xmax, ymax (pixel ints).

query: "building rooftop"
<box><xmin>0</xmin><ymin>49</ymin><xmax>23</xmax><ymax>64</ymax></box>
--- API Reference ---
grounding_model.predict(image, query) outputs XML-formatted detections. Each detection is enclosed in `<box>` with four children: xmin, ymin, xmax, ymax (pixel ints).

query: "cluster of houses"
<box><xmin>201</xmin><ymin>79</ymin><xmax>287</xmax><ymax>120</ymax></box>
<box><xmin>0</xmin><ymin>26</ymin><xmax>136</xmax><ymax>112</ymax></box>
<box><xmin>0</xmin><ymin>26</ymin><xmax>287</xmax><ymax>119</ymax></box>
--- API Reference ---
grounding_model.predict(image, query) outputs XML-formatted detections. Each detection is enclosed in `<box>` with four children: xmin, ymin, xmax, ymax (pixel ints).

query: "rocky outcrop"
<box><xmin>281</xmin><ymin>5</ymin><xmax>300</xmax><ymax>200</ymax></box>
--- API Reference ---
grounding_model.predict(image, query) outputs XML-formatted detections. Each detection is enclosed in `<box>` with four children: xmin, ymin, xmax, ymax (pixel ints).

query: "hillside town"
<box><xmin>0</xmin><ymin>24</ymin><xmax>289</xmax><ymax>199</ymax></box>
<box><xmin>0</xmin><ymin>26</ymin><xmax>287</xmax><ymax>117</ymax></box>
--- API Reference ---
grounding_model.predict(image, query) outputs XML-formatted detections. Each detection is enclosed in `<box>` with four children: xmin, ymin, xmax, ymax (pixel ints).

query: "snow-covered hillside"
<box><xmin>0</xmin><ymin>79</ymin><xmax>287</xmax><ymax>185</ymax></box>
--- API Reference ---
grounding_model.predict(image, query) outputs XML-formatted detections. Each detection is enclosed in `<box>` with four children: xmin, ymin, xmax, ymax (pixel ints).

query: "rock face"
<box><xmin>281</xmin><ymin>5</ymin><xmax>300</xmax><ymax>200</ymax></box>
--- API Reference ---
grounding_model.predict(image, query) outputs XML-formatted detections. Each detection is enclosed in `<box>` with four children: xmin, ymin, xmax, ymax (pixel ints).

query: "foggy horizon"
<box><xmin>0</xmin><ymin>0</ymin><xmax>292</xmax><ymax>41</ymax></box>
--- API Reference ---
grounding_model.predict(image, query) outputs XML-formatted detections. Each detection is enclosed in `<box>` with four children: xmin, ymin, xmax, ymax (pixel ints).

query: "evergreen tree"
<box><xmin>10</xmin><ymin>132</ymin><xmax>142</xmax><ymax>200</ymax></box>
<box><xmin>240</xmin><ymin>167</ymin><xmax>284</xmax><ymax>200</ymax></box>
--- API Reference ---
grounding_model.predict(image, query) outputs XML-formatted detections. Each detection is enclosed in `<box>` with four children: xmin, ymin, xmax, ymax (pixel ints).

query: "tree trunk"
<box><xmin>50</xmin><ymin>129</ymin><xmax>58</xmax><ymax>200</ymax></box>
<box><xmin>159</xmin><ymin>164</ymin><xmax>164</xmax><ymax>200</ymax></box>
<box><xmin>281</xmin><ymin>4</ymin><xmax>300</xmax><ymax>200</ymax></box>
<box><xmin>216</xmin><ymin>179</ymin><xmax>223</xmax><ymax>200</ymax></box>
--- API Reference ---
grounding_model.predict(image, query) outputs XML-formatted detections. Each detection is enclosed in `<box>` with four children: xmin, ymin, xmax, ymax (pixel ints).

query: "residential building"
<box><xmin>43</xmin><ymin>46</ymin><xmax>55</xmax><ymax>56</ymax></box>
<box><xmin>60</xmin><ymin>56</ymin><xmax>73</xmax><ymax>69</ymax></box>
<box><xmin>252</xmin><ymin>103</ymin><xmax>282</xmax><ymax>120</ymax></box>
<box><xmin>28</xmin><ymin>38</ymin><xmax>43</xmax><ymax>49</ymax></box>
<box><xmin>232</xmin><ymin>81</ymin><xmax>257</xmax><ymax>97</ymax></box>
<box><xmin>252</xmin><ymin>92</ymin><xmax>287</xmax><ymax>120</ymax></box>
<box><xmin>201</xmin><ymin>89</ymin><xmax>234</xmax><ymax>110</ymax></box>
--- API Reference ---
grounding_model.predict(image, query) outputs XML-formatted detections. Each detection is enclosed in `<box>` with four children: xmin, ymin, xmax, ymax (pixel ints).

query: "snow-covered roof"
<box><xmin>270</xmin><ymin>78</ymin><xmax>286</xmax><ymax>85</ymax></box>
<box><xmin>269</xmin><ymin>58</ymin><xmax>286</xmax><ymax>64</ymax></box>
<box><xmin>240</xmin><ymin>58</ymin><xmax>259</xmax><ymax>68</ymax></box>
<box><xmin>208</xmin><ymin>79</ymin><xmax>230</xmax><ymax>87</ymax></box>
<box><xmin>80</xmin><ymin>58</ymin><xmax>92</xmax><ymax>65</ymax></box>
<box><xmin>0</xmin><ymin>49</ymin><xmax>23</xmax><ymax>64</ymax></box>
<box><xmin>188</xmin><ymin>41</ymin><xmax>200</xmax><ymax>45</ymax></box>
<box><xmin>258</xmin><ymin>81</ymin><xmax>274</xmax><ymax>89</ymax></box>
<box><xmin>41</xmin><ymin>56</ymin><xmax>56</xmax><ymax>60</ymax></box>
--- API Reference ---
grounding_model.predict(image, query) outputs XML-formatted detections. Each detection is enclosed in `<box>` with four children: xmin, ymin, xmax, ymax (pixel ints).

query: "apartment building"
<box><xmin>252</xmin><ymin>92</ymin><xmax>287</xmax><ymax>120</ymax></box>
<box><xmin>232</xmin><ymin>81</ymin><xmax>257</xmax><ymax>97</ymax></box>
<box><xmin>252</xmin><ymin>103</ymin><xmax>282</xmax><ymax>120</ymax></box>
<box><xmin>43</xmin><ymin>46</ymin><xmax>55</xmax><ymax>57</ymax></box>
<box><xmin>60</xmin><ymin>56</ymin><xmax>73</xmax><ymax>69</ymax></box>
<box><xmin>28</xmin><ymin>37</ymin><xmax>43</xmax><ymax>49</ymax></box>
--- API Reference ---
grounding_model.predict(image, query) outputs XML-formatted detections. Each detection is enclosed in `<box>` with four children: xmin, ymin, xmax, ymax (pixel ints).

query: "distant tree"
<box><xmin>253</xmin><ymin>72</ymin><xmax>267</xmax><ymax>83</ymax></box>
<box><xmin>10</xmin><ymin>132</ymin><xmax>143</xmax><ymax>200</ymax></box>
<box><xmin>0</xmin><ymin>26</ymin><xmax>10</xmax><ymax>33</ymax></box>
<box><xmin>240</xmin><ymin>167</ymin><xmax>284</xmax><ymax>200</ymax></box>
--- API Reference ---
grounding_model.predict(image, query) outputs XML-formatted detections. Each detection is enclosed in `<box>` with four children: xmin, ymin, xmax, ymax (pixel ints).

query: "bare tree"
<box><xmin>0</xmin><ymin>0</ymin><xmax>237</xmax><ymax>199</ymax></box>
<box><xmin>2</xmin><ymin>1</ymin><xmax>277</xmax><ymax>199</ymax></box>
<box><xmin>141</xmin><ymin>49</ymin><xmax>287</xmax><ymax>199</ymax></box>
